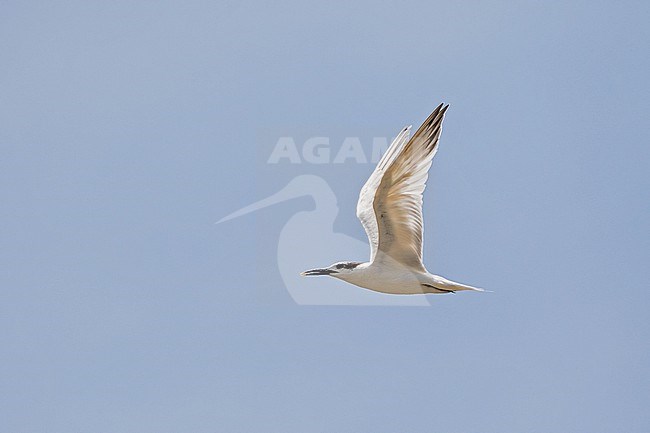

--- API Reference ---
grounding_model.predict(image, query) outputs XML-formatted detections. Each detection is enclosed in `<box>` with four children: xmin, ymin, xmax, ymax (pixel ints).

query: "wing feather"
<box><xmin>356</xmin><ymin>103</ymin><xmax>449</xmax><ymax>269</ymax></box>
<box><xmin>356</xmin><ymin>125</ymin><xmax>411</xmax><ymax>262</ymax></box>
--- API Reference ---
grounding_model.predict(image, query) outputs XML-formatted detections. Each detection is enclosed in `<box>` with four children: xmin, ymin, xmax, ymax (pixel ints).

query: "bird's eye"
<box><xmin>336</xmin><ymin>264</ymin><xmax>343</xmax><ymax>269</ymax></box>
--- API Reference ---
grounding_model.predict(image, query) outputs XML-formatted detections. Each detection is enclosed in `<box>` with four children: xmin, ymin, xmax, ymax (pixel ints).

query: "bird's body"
<box><xmin>333</xmin><ymin>259</ymin><xmax>481</xmax><ymax>295</ymax></box>
<box><xmin>302</xmin><ymin>104</ymin><xmax>483</xmax><ymax>295</ymax></box>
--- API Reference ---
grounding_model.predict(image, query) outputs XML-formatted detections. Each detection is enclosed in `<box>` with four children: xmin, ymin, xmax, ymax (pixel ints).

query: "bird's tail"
<box><xmin>443</xmin><ymin>278</ymin><xmax>486</xmax><ymax>293</ymax></box>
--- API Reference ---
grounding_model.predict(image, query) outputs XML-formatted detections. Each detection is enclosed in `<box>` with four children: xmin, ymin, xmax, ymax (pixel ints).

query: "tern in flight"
<box><xmin>301</xmin><ymin>104</ymin><xmax>484</xmax><ymax>295</ymax></box>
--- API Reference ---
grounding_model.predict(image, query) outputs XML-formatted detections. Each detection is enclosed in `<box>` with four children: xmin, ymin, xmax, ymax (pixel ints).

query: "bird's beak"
<box><xmin>300</xmin><ymin>268</ymin><xmax>337</xmax><ymax>276</ymax></box>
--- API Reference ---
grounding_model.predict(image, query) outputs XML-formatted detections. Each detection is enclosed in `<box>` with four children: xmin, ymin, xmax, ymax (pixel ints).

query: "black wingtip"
<box><xmin>432</xmin><ymin>103</ymin><xmax>449</xmax><ymax>117</ymax></box>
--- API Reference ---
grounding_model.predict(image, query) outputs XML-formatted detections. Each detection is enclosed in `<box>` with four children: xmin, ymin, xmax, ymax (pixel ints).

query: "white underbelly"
<box><xmin>341</xmin><ymin>264</ymin><xmax>428</xmax><ymax>294</ymax></box>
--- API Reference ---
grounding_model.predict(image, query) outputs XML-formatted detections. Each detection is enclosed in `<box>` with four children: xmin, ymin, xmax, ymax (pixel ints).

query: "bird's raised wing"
<box><xmin>356</xmin><ymin>103</ymin><xmax>448</xmax><ymax>269</ymax></box>
<box><xmin>356</xmin><ymin>124</ymin><xmax>411</xmax><ymax>262</ymax></box>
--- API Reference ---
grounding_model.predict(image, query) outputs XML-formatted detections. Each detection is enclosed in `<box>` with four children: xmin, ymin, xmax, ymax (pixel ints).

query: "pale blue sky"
<box><xmin>1</xmin><ymin>1</ymin><xmax>649</xmax><ymax>432</ymax></box>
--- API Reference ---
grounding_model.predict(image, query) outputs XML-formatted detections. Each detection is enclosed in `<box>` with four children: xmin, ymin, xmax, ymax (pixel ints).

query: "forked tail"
<box><xmin>449</xmin><ymin>281</ymin><xmax>485</xmax><ymax>292</ymax></box>
<box><xmin>424</xmin><ymin>276</ymin><xmax>486</xmax><ymax>293</ymax></box>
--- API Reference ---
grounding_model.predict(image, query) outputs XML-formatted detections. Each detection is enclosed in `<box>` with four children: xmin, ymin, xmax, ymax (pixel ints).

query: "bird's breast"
<box><xmin>340</xmin><ymin>263</ymin><xmax>428</xmax><ymax>295</ymax></box>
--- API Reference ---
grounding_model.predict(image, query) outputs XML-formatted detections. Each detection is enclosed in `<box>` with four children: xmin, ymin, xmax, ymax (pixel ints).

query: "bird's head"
<box><xmin>300</xmin><ymin>261</ymin><xmax>363</xmax><ymax>278</ymax></box>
